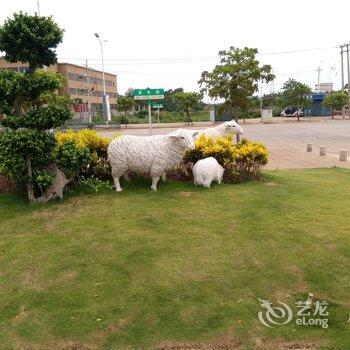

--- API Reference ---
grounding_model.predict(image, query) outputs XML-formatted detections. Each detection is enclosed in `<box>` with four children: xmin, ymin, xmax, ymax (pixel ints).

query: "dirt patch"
<box><xmin>264</xmin><ymin>181</ymin><xmax>278</xmax><ymax>187</ymax></box>
<box><xmin>180</xmin><ymin>191</ymin><xmax>195</xmax><ymax>198</ymax></box>
<box><xmin>154</xmin><ymin>337</ymin><xmax>323</xmax><ymax>350</ymax></box>
<box><xmin>21</xmin><ymin>268</ymin><xmax>43</xmax><ymax>290</ymax></box>
<box><xmin>273</xmin><ymin>289</ymin><xmax>291</xmax><ymax>302</ymax></box>
<box><xmin>255</xmin><ymin>339</ymin><xmax>323</xmax><ymax>350</ymax></box>
<box><xmin>57</xmin><ymin>342</ymin><xmax>94</xmax><ymax>350</ymax></box>
<box><xmin>32</xmin><ymin>207</ymin><xmax>63</xmax><ymax>231</ymax></box>
<box><xmin>285</xmin><ymin>265</ymin><xmax>309</xmax><ymax>293</ymax></box>
<box><xmin>56</xmin><ymin>269</ymin><xmax>78</xmax><ymax>283</ymax></box>
<box><xmin>13</xmin><ymin>306</ymin><xmax>28</xmax><ymax>324</ymax></box>
<box><xmin>154</xmin><ymin>335</ymin><xmax>242</xmax><ymax>350</ymax></box>
<box><xmin>252</xmin><ymin>258</ymin><xmax>264</xmax><ymax>268</ymax></box>
<box><xmin>107</xmin><ymin>318</ymin><xmax>132</xmax><ymax>333</ymax></box>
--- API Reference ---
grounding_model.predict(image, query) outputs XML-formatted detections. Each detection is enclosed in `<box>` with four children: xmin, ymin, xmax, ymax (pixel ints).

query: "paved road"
<box><xmin>99</xmin><ymin>119</ymin><xmax>350</xmax><ymax>169</ymax></box>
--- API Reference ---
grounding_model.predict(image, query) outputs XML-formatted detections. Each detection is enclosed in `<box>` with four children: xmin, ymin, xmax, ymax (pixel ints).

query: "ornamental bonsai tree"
<box><xmin>0</xmin><ymin>13</ymin><xmax>72</xmax><ymax>203</ymax></box>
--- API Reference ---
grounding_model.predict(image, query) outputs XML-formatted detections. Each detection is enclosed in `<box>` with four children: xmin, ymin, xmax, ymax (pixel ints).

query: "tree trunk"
<box><xmin>234</xmin><ymin>109</ymin><xmax>238</xmax><ymax>123</ymax></box>
<box><xmin>296</xmin><ymin>107</ymin><xmax>300</xmax><ymax>121</ymax></box>
<box><xmin>26</xmin><ymin>163</ymin><xmax>70</xmax><ymax>204</ymax></box>
<box><xmin>26</xmin><ymin>156</ymin><xmax>36</xmax><ymax>203</ymax></box>
<box><xmin>232</xmin><ymin>106</ymin><xmax>241</xmax><ymax>142</ymax></box>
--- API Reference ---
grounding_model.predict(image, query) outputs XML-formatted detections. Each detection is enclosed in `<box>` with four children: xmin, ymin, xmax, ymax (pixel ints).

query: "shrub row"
<box><xmin>1</xmin><ymin>129</ymin><xmax>268</xmax><ymax>195</ymax></box>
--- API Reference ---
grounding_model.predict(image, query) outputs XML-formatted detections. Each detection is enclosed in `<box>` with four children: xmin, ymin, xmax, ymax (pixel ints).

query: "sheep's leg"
<box><xmin>151</xmin><ymin>176</ymin><xmax>160</xmax><ymax>191</ymax></box>
<box><xmin>123</xmin><ymin>172</ymin><xmax>131</xmax><ymax>182</ymax></box>
<box><xmin>161</xmin><ymin>173</ymin><xmax>167</xmax><ymax>182</ymax></box>
<box><xmin>113</xmin><ymin>175</ymin><xmax>123</xmax><ymax>192</ymax></box>
<box><xmin>194</xmin><ymin>175</ymin><xmax>201</xmax><ymax>185</ymax></box>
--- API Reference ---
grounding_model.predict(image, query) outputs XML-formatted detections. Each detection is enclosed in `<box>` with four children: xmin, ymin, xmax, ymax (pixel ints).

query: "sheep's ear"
<box><xmin>192</xmin><ymin>131</ymin><xmax>199</xmax><ymax>137</ymax></box>
<box><xmin>168</xmin><ymin>135</ymin><xmax>180</xmax><ymax>140</ymax></box>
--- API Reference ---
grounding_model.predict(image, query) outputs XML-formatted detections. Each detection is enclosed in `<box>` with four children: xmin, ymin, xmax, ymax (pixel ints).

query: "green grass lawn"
<box><xmin>0</xmin><ymin>169</ymin><xmax>349</xmax><ymax>350</ymax></box>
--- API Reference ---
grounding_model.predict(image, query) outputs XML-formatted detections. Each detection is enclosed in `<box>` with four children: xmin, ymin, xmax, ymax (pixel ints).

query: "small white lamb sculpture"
<box><xmin>107</xmin><ymin>130</ymin><xmax>196</xmax><ymax>191</ymax></box>
<box><xmin>193</xmin><ymin>157</ymin><xmax>224</xmax><ymax>188</ymax></box>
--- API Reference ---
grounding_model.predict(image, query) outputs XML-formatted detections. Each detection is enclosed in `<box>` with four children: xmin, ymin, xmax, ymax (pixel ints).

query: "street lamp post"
<box><xmin>94</xmin><ymin>33</ymin><xmax>111</xmax><ymax>124</ymax></box>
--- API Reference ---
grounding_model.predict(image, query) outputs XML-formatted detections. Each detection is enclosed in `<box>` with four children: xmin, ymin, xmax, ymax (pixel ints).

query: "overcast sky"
<box><xmin>1</xmin><ymin>0</ymin><xmax>349</xmax><ymax>97</ymax></box>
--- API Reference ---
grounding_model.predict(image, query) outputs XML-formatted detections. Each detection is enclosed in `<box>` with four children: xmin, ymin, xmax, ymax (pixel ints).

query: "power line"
<box><xmin>59</xmin><ymin>45</ymin><xmax>336</xmax><ymax>65</ymax></box>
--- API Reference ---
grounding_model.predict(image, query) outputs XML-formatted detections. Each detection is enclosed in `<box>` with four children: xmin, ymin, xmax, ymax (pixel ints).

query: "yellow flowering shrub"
<box><xmin>233</xmin><ymin>139</ymin><xmax>268</xmax><ymax>165</ymax></box>
<box><xmin>55</xmin><ymin>129</ymin><xmax>111</xmax><ymax>157</ymax></box>
<box><xmin>184</xmin><ymin>134</ymin><xmax>236</xmax><ymax>166</ymax></box>
<box><xmin>55</xmin><ymin>129</ymin><xmax>113</xmax><ymax>180</ymax></box>
<box><xmin>184</xmin><ymin>135</ymin><xmax>268</xmax><ymax>183</ymax></box>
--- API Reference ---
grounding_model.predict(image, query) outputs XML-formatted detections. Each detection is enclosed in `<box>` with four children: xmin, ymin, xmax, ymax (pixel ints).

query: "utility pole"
<box><xmin>316</xmin><ymin>67</ymin><xmax>322</xmax><ymax>92</ymax></box>
<box><xmin>36</xmin><ymin>0</ymin><xmax>40</xmax><ymax>15</ymax></box>
<box><xmin>340</xmin><ymin>43</ymin><xmax>350</xmax><ymax>118</ymax></box>
<box><xmin>340</xmin><ymin>45</ymin><xmax>345</xmax><ymax>117</ymax></box>
<box><xmin>347</xmin><ymin>44</ymin><xmax>350</xmax><ymax>118</ymax></box>
<box><xmin>94</xmin><ymin>33</ymin><xmax>111</xmax><ymax>125</ymax></box>
<box><xmin>85</xmin><ymin>59</ymin><xmax>92</xmax><ymax>123</ymax></box>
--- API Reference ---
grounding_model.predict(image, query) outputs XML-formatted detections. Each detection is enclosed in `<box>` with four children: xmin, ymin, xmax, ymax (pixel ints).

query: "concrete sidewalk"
<box><xmin>266</xmin><ymin>150</ymin><xmax>350</xmax><ymax>170</ymax></box>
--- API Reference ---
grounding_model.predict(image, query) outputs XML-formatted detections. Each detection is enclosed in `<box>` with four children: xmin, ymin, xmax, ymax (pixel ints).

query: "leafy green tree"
<box><xmin>323</xmin><ymin>91</ymin><xmax>349</xmax><ymax>119</ymax></box>
<box><xmin>117</xmin><ymin>96</ymin><xmax>134</xmax><ymax>116</ymax></box>
<box><xmin>0</xmin><ymin>13</ymin><xmax>71</xmax><ymax>203</ymax></box>
<box><xmin>198</xmin><ymin>47</ymin><xmax>274</xmax><ymax>131</ymax></box>
<box><xmin>164</xmin><ymin>88</ymin><xmax>184</xmax><ymax>112</ymax></box>
<box><xmin>278</xmin><ymin>79</ymin><xmax>312</xmax><ymax>121</ymax></box>
<box><xmin>262</xmin><ymin>92</ymin><xmax>281</xmax><ymax>108</ymax></box>
<box><xmin>173</xmin><ymin>92</ymin><xmax>202</xmax><ymax>125</ymax></box>
<box><xmin>125</xmin><ymin>88</ymin><xmax>147</xmax><ymax>111</ymax></box>
<box><xmin>0</xmin><ymin>12</ymin><xmax>63</xmax><ymax>73</ymax></box>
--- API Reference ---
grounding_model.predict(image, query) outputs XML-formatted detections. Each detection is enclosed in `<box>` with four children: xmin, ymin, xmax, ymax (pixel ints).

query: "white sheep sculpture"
<box><xmin>171</xmin><ymin>120</ymin><xmax>244</xmax><ymax>140</ymax></box>
<box><xmin>193</xmin><ymin>157</ymin><xmax>224</xmax><ymax>188</ymax></box>
<box><xmin>107</xmin><ymin>129</ymin><xmax>197</xmax><ymax>191</ymax></box>
<box><xmin>195</xmin><ymin>120</ymin><xmax>244</xmax><ymax>139</ymax></box>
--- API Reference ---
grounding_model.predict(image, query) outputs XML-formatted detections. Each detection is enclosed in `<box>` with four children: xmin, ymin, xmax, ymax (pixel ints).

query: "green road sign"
<box><xmin>133</xmin><ymin>88</ymin><xmax>164</xmax><ymax>100</ymax></box>
<box><xmin>147</xmin><ymin>101</ymin><xmax>163</xmax><ymax>108</ymax></box>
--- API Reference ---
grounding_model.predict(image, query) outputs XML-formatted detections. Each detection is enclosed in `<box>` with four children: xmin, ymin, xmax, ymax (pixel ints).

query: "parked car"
<box><xmin>281</xmin><ymin>107</ymin><xmax>305</xmax><ymax>117</ymax></box>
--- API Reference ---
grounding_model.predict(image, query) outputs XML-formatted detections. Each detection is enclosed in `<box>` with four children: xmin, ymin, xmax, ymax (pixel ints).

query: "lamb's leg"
<box><xmin>203</xmin><ymin>179</ymin><xmax>211</xmax><ymax>188</ymax></box>
<box><xmin>151</xmin><ymin>176</ymin><xmax>160</xmax><ymax>191</ymax></box>
<box><xmin>113</xmin><ymin>175</ymin><xmax>123</xmax><ymax>192</ymax></box>
<box><xmin>123</xmin><ymin>172</ymin><xmax>131</xmax><ymax>182</ymax></box>
<box><xmin>161</xmin><ymin>173</ymin><xmax>167</xmax><ymax>182</ymax></box>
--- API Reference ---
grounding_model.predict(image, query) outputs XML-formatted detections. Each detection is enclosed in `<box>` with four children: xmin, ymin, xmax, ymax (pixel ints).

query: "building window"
<box><xmin>18</xmin><ymin>67</ymin><xmax>29</xmax><ymax>73</ymax></box>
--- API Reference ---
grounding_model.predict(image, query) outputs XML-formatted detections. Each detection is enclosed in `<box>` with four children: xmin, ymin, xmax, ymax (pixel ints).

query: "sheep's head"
<box><xmin>169</xmin><ymin>129</ymin><xmax>199</xmax><ymax>139</ymax></box>
<box><xmin>225</xmin><ymin>120</ymin><xmax>244</xmax><ymax>134</ymax></box>
<box><xmin>168</xmin><ymin>130</ymin><xmax>196</xmax><ymax>150</ymax></box>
